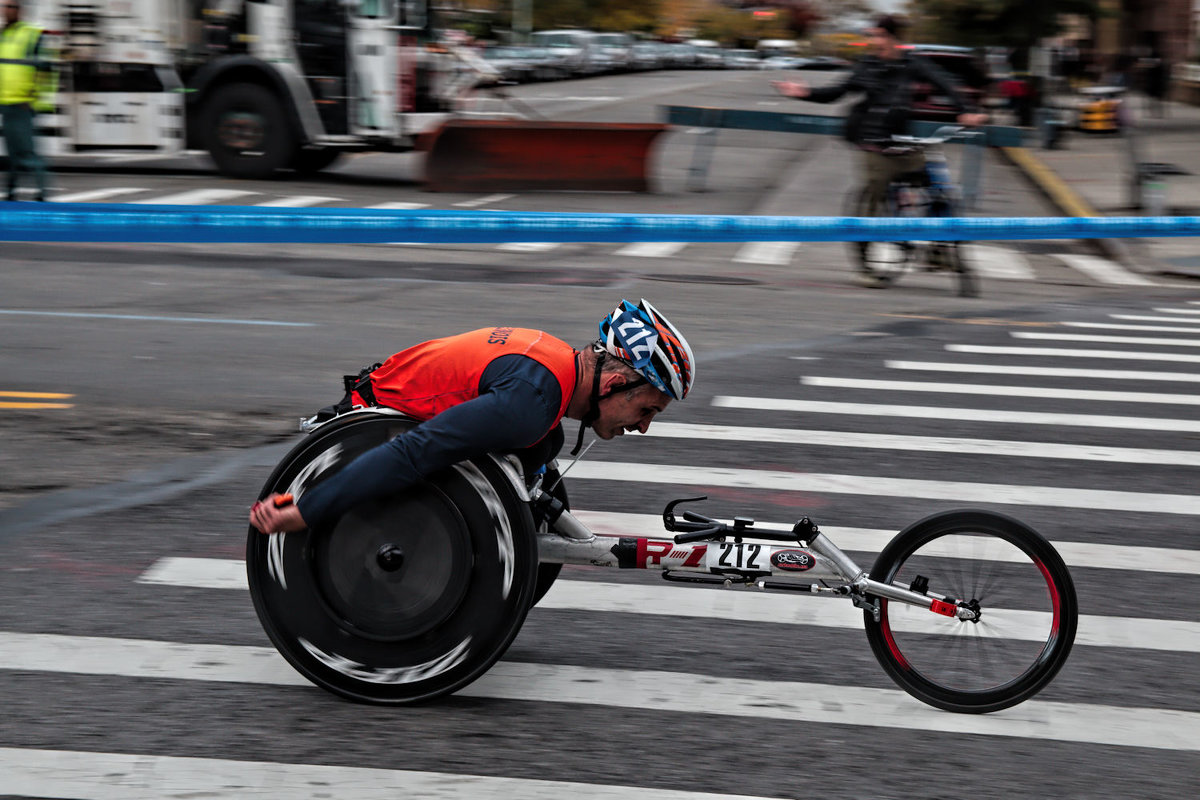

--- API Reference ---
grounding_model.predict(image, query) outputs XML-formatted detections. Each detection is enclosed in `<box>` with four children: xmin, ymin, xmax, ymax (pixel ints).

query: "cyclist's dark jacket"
<box><xmin>802</xmin><ymin>53</ymin><xmax>972</xmax><ymax>148</ymax></box>
<box><xmin>296</xmin><ymin>328</ymin><xmax>579</xmax><ymax>529</ymax></box>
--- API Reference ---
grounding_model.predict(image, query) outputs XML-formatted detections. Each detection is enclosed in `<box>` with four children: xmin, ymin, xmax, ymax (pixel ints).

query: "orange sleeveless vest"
<box><xmin>365</xmin><ymin>327</ymin><xmax>578</xmax><ymax>426</ymax></box>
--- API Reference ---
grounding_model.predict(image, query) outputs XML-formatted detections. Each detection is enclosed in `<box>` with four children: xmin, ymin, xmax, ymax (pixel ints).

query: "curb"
<box><xmin>997</xmin><ymin>145</ymin><xmax>1138</xmax><ymax>269</ymax></box>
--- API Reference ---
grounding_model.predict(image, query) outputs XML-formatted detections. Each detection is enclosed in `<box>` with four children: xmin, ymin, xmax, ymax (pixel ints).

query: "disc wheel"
<box><xmin>247</xmin><ymin>412</ymin><xmax>539</xmax><ymax>704</ymax></box>
<box><xmin>863</xmin><ymin>509</ymin><xmax>1078</xmax><ymax>713</ymax></box>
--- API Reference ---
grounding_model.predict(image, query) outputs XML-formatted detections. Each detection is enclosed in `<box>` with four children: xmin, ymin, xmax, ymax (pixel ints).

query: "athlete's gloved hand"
<box><xmin>250</xmin><ymin>493</ymin><xmax>308</xmax><ymax>534</ymax></box>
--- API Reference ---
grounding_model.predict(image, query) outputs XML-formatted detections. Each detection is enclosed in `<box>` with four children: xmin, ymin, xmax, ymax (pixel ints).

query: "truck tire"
<box><xmin>291</xmin><ymin>147</ymin><xmax>342</xmax><ymax>175</ymax></box>
<box><xmin>204</xmin><ymin>83</ymin><xmax>297</xmax><ymax>179</ymax></box>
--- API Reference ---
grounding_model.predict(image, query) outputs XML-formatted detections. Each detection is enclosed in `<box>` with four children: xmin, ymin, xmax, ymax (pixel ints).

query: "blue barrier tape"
<box><xmin>1</xmin><ymin>203</ymin><xmax>1198</xmax><ymax>244</ymax></box>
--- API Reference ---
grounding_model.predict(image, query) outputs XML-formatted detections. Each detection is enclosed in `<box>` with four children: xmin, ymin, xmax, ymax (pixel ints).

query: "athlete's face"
<box><xmin>593</xmin><ymin>381</ymin><xmax>671</xmax><ymax>440</ymax></box>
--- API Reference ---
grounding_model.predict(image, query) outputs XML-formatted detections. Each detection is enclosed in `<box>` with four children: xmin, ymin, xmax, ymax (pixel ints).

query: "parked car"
<box><xmin>906</xmin><ymin>44</ymin><xmax>990</xmax><ymax>121</ymax></box>
<box><xmin>798</xmin><ymin>55</ymin><xmax>851</xmax><ymax>71</ymax></box>
<box><xmin>482</xmin><ymin>45</ymin><xmax>537</xmax><ymax>83</ymax></box>
<box><xmin>723</xmin><ymin>49</ymin><xmax>760</xmax><ymax>70</ymax></box>
<box><xmin>592</xmin><ymin>32</ymin><xmax>635</xmax><ymax>72</ymax></box>
<box><xmin>629</xmin><ymin>40</ymin><xmax>662</xmax><ymax>71</ymax></box>
<box><xmin>530</xmin><ymin>29</ymin><xmax>599</xmax><ymax>77</ymax></box>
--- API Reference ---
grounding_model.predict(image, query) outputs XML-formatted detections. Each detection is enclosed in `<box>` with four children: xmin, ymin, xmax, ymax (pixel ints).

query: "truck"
<box><xmin>19</xmin><ymin>0</ymin><xmax>495</xmax><ymax>178</ymax></box>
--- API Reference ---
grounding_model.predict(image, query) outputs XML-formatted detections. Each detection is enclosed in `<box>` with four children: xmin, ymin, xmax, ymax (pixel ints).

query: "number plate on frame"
<box><xmin>706</xmin><ymin>542</ymin><xmax>769</xmax><ymax>572</ymax></box>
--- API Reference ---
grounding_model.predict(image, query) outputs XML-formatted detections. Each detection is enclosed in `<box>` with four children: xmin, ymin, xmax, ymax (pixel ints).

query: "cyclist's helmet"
<box><xmin>597</xmin><ymin>299</ymin><xmax>696</xmax><ymax>400</ymax></box>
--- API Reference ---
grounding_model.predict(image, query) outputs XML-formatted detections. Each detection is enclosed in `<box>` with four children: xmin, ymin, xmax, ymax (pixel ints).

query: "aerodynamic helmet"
<box><xmin>597</xmin><ymin>298</ymin><xmax>696</xmax><ymax>400</ymax></box>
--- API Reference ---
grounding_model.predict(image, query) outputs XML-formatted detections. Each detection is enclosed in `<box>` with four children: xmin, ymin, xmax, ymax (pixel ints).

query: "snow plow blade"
<box><xmin>423</xmin><ymin>119</ymin><xmax>668</xmax><ymax>192</ymax></box>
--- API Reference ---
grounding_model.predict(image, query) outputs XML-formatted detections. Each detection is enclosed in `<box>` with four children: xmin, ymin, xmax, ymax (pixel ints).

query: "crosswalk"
<box><xmin>40</xmin><ymin>185</ymin><xmax>1155</xmax><ymax>286</ymax></box>
<box><xmin>3</xmin><ymin>296</ymin><xmax>1199</xmax><ymax>795</ymax></box>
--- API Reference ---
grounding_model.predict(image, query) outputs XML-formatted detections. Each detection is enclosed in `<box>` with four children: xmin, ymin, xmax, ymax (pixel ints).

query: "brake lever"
<box><xmin>662</xmin><ymin>495</ymin><xmax>709</xmax><ymax>531</ymax></box>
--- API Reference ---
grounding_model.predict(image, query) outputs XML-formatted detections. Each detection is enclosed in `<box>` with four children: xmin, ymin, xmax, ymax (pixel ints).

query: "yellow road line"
<box><xmin>0</xmin><ymin>402</ymin><xmax>74</xmax><ymax>409</ymax></box>
<box><xmin>0</xmin><ymin>390</ymin><xmax>75</xmax><ymax>399</ymax></box>
<box><xmin>1001</xmin><ymin>146</ymin><xmax>1098</xmax><ymax>219</ymax></box>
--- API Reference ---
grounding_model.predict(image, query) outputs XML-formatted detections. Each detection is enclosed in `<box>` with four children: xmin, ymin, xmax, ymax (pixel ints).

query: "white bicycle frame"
<box><xmin>533</xmin><ymin>494</ymin><xmax>975</xmax><ymax>623</ymax></box>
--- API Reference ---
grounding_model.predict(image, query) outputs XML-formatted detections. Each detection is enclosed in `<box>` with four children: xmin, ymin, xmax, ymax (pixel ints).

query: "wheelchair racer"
<box><xmin>250</xmin><ymin>299</ymin><xmax>695</xmax><ymax>535</ymax></box>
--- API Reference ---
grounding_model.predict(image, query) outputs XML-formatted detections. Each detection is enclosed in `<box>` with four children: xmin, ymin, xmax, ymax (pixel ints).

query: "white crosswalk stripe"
<box><xmin>129</xmin><ymin>189</ymin><xmax>258</xmax><ymax>205</ymax></box>
<box><xmin>948</xmin><ymin>343</ymin><xmax>1200</xmax><ymax>363</ymax></box>
<box><xmin>1</xmin><ymin>747</ymin><xmax>771</xmax><ymax>800</ymax></box>
<box><xmin>1051</xmin><ymin>253</ymin><xmax>1158</xmax><ymax>286</ymax></box>
<box><xmin>50</xmin><ymin>187</ymin><xmax>145</xmax><ymax>203</ymax></box>
<box><xmin>886</xmin><ymin>359</ymin><xmax>1200</xmax><ymax>383</ymax></box>
<box><xmin>1013</xmin><ymin>331</ymin><xmax>1200</xmax><ymax>347</ymax></box>
<box><xmin>1</xmin><ymin>634</ymin><xmax>1198</xmax><ymax>752</ymax></box>
<box><xmin>966</xmin><ymin>245</ymin><xmax>1036</xmax><ymax>280</ymax></box>
<box><xmin>255</xmin><ymin>195</ymin><xmax>340</xmax><ymax>208</ymax></box>
<box><xmin>799</xmin><ymin>375</ymin><xmax>1200</xmax><ymax>405</ymax></box>
<box><xmin>615</xmin><ymin>241</ymin><xmax>688</xmax><ymax>257</ymax></box>
<box><xmin>733</xmin><ymin>241</ymin><xmax>798</xmax><ymax>265</ymax></box>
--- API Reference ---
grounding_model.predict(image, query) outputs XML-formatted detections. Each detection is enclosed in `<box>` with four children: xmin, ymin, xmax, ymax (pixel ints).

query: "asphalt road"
<box><xmin>1</xmin><ymin>68</ymin><xmax>1199</xmax><ymax>799</ymax></box>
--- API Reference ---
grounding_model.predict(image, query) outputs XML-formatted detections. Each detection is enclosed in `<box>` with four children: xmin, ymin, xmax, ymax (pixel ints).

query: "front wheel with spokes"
<box><xmin>863</xmin><ymin>509</ymin><xmax>1078</xmax><ymax>713</ymax></box>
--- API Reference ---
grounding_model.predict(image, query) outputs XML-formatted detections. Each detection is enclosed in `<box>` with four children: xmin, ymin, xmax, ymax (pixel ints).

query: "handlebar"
<box><xmin>889</xmin><ymin>124</ymin><xmax>969</xmax><ymax>147</ymax></box>
<box><xmin>662</xmin><ymin>496</ymin><xmax>816</xmax><ymax>545</ymax></box>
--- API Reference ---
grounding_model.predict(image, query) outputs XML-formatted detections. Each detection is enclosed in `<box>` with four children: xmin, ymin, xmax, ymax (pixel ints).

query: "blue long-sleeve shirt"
<box><xmin>296</xmin><ymin>354</ymin><xmax>568</xmax><ymax>529</ymax></box>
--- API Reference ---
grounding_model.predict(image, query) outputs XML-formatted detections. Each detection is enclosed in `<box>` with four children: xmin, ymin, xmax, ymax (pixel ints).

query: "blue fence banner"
<box><xmin>1</xmin><ymin>203</ymin><xmax>1199</xmax><ymax>244</ymax></box>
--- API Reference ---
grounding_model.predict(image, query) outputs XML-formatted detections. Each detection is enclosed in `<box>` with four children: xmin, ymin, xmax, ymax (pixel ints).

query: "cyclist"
<box><xmin>772</xmin><ymin>14</ymin><xmax>988</xmax><ymax>220</ymax></box>
<box><xmin>249</xmin><ymin>299</ymin><xmax>695</xmax><ymax>535</ymax></box>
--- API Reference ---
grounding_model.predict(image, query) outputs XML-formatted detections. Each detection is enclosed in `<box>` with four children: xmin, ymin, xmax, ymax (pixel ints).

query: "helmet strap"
<box><xmin>570</xmin><ymin>351</ymin><xmax>647</xmax><ymax>456</ymax></box>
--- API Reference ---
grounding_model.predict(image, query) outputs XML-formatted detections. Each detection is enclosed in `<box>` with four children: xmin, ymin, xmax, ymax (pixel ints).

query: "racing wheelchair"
<box><xmin>247</xmin><ymin>409</ymin><xmax>1078</xmax><ymax>714</ymax></box>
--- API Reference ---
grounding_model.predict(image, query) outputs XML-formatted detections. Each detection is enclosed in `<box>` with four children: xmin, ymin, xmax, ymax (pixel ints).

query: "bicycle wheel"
<box><xmin>863</xmin><ymin>509</ymin><xmax>1077</xmax><ymax>713</ymax></box>
<box><xmin>246</xmin><ymin>411</ymin><xmax>539</xmax><ymax>704</ymax></box>
<box><xmin>849</xmin><ymin>184</ymin><xmax>918</xmax><ymax>287</ymax></box>
<box><xmin>924</xmin><ymin>192</ymin><xmax>978</xmax><ymax>298</ymax></box>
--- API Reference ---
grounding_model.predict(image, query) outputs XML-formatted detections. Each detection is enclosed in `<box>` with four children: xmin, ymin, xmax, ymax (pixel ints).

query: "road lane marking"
<box><xmin>1012</xmin><ymin>331</ymin><xmax>1200</xmax><ymax>348</ymax></box>
<box><xmin>0</xmin><ymin>390</ymin><xmax>73</xmax><ymax>398</ymax></box>
<box><xmin>0</xmin><ymin>401</ymin><xmax>73</xmax><ymax>409</ymax></box>
<box><xmin>568</xmin><ymin>459</ymin><xmax>1200</xmax><ymax>514</ymax></box>
<box><xmin>616</xmin><ymin>242</ymin><xmax>688</xmax><ymax>258</ymax></box>
<box><xmin>367</xmin><ymin>201</ymin><xmax>430</xmax><ymax>210</ymax></box>
<box><xmin>1111</xmin><ymin>315</ymin><xmax>1200</xmax><ymax>324</ymax></box>
<box><xmin>255</xmin><ymin>195</ymin><xmax>339</xmax><ymax>208</ymax></box>
<box><xmin>646</xmin><ymin>420</ymin><xmax>1200</xmax><ymax>467</ymax></box>
<box><xmin>733</xmin><ymin>241</ymin><xmax>797</xmax><ymax>265</ymax></box>
<box><xmin>713</xmin><ymin>395</ymin><xmax>1200</xmax><ymax>434</ymax></box>
<box><xmin>137</xmin><ymin>560</ymin><xmax>1199</xmax><ymax>652</ymax></box>
<box><xmin>887</xmin><ymin>360</ymin><xmax>1200</xmax><ymax>383</ymax></box>
<box><xmin>799</xmin><ymin>375</ymin><xmax>1200</xmax><ymax>405</ymax></box>
<box><xmin>0</xmin><ymin>310</ymin><xmax>314</xmax><ymax>327</ymax></box>
<box><xmin>1051</xmin><ymin>253</ymin><xmax>1158</xmax><ymax>286</ymax></box>
<box><xmin>129</xmin><ymin>189</ymin><xmax>258</xmax><ymax>205</ymax></box>
<box><xmin>1064</xmin><ymin>321</ymin><xmax>1200</xmax><ymax>334</ymax></box>
<box><xmin>0</xmin><ymin>636</ymin><xmax>1196</xmax><ymax>751</ymax></box>
<box><xmin>947</xmin><ymin>344</ymin><xmax>1200</xmax><ymax>364</ymax></box>
<box><xmin>49</xmin><ymin>187</ymin><xmax>144</xmax><ymax>203</ymax></box>
<box><xmin>0</xmin><ymin>747</ymin><xmax>771</xmax><ymax>800</ymax></box>
<box><xmin>452</xmin><ymin>193</ymin><xmax>514</xmax><ymax>207</ymax></box>
<box><xmin>966</xmin><ymin>245</ymin><xmax>1036</xmax><ymax>280</ymax></box>
<box><xmin>1153</xmin><ymin>307</ymin><xmax>1200</xmax><ymax>314</ymax></box>
<box><xmin>497</xmin><ymin>242</ymin><xmax>560</xmax><ymax>252</ymax></box>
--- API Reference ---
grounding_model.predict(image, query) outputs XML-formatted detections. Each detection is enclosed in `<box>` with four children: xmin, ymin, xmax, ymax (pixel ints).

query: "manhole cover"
<box><xmin>643</xmin><ymin>273</ymin><xmax>761</xmax><ymax>285</ymax></box>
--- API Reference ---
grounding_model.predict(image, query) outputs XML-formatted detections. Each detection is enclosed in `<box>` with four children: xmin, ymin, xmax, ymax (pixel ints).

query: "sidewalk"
<box><xmin>1000</xmin><ymin>90</ymin><xmax>1200</xmax><ymax>279</ymax></box>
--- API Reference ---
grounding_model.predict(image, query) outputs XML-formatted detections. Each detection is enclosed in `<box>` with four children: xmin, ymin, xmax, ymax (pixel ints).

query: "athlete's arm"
<box><xmin>267</xmin><ymin>355</ymin><xmax>563</xmax><ymax>532</ymax></box>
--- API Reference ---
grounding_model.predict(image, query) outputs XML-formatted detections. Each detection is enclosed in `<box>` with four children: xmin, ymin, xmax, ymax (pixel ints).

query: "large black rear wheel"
<box><xmin>247</xmin><ymin>412</ymin><xmax>539</xmax><ymax>704</ymax></box>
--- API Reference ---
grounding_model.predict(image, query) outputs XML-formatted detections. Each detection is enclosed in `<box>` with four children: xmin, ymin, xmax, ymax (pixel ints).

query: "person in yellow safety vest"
<box><xmin>0</xmin><ymin>0</ymin><xmax>53</xmax><ymax>201</ymax></box>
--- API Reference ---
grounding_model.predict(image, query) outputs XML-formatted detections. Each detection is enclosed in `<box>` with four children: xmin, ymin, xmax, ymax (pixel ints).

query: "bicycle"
<box><xmin>247</xmin><ymin>408</ymin><xmax>1078</xmax><ymax>714</ymax></box>
<box><xmin>844</xmin><ymin>125</ymin><xmax>979</xmax><ymax>297</ymax></box>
